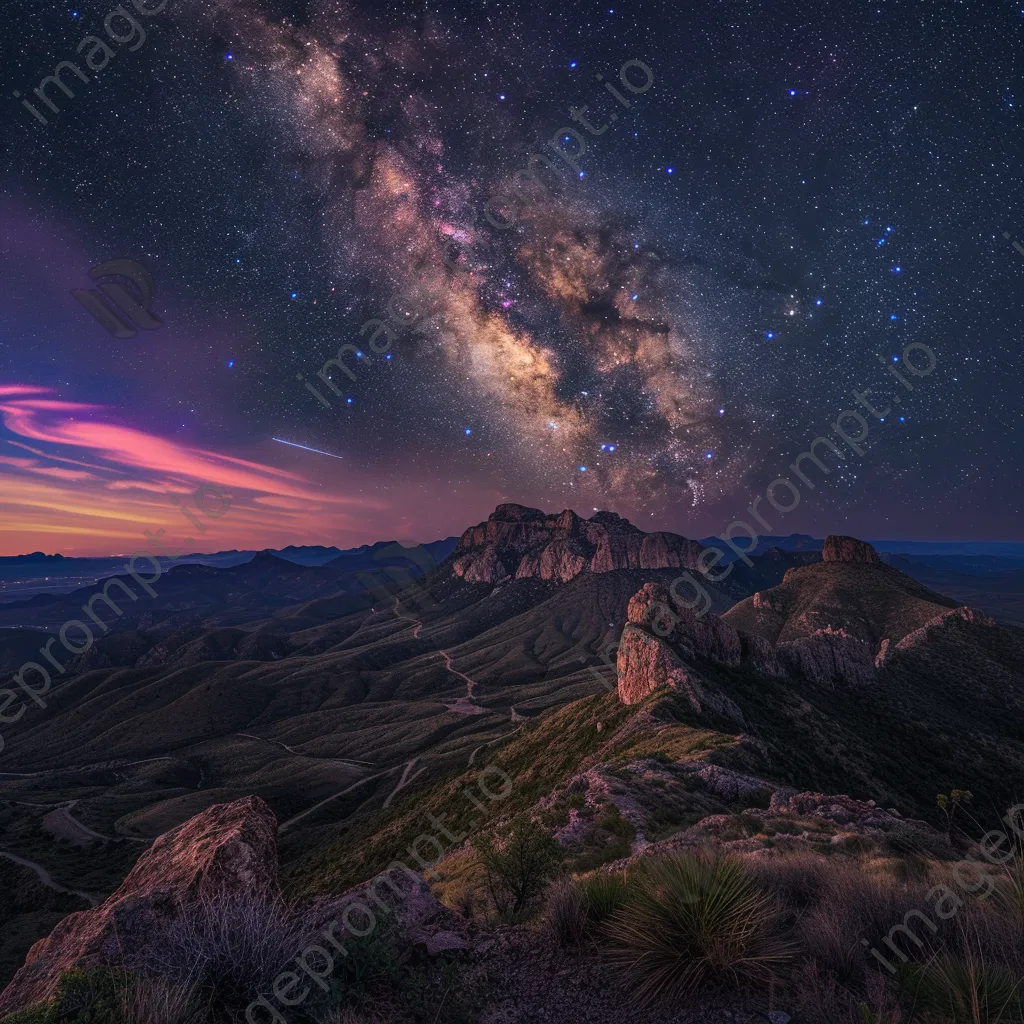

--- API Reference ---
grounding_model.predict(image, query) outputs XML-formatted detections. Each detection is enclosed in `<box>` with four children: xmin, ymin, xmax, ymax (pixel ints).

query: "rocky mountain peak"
<box><xmin>489</xmin><ymin>503</ymin><xmax>549</xmax><ymax>523</ymax></box>
<box><xmin>451</xmin><ymin>505</ymin><xmax>704</xmax><ymax>584</ymax></box>
<box><xmin>822</xmin><ymin>535</ymin><xmax>881</xmax><ymax>563</ymax></box>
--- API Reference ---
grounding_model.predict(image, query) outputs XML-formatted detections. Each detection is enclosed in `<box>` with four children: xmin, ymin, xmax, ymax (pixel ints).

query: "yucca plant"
<box><xmin>604</xmin><ymin>852</ymin><xmax>793</xmax><ymax>1005</ymax></box>
<box><xmin>904</xmin><ymin>953</ymin><xmax>1023</xmax><ymax>1024</ymax></box>
<box><xmin>578</xmin><ymin>870</ymin><xmax>629</xmax><ymax>927</ymax></box>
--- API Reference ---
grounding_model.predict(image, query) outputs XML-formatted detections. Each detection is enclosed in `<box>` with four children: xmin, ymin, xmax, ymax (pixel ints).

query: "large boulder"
<box><xmin>0</xmin><ymin>796</ymin><xmax>280</xmax><ymax>1017</ymax></box>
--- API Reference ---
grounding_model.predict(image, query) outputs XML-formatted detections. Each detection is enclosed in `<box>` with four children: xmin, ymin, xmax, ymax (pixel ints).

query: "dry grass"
<box><xmin>144</xmin><ymin>890</ymin><xmax>311</xmax><ymax>1020</ymax></box>
<box><xmin>118</xmin><ymin>977</ymin><xmax>204</xmax><ymax>1024</ymax></box>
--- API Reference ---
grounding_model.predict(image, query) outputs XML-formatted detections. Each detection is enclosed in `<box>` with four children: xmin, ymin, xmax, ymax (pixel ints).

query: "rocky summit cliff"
<box><xmin>450</xmin><ymin>503</ymin><xmax>704</xmax><ymax>584</ymax></box>
<box><xmin>722</xmin><ymin>535</ymin><xmax>959</xmax><ymax>651</ymax></box>
<box><xmin>618</xmin><ymin>536</ymin><xmax>999</xmax><ymax>696</ymax></box>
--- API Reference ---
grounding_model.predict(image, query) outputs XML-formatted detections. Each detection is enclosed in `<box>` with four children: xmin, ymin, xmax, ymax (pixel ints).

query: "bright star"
<box><xmin>227</xmin><ymin>360</ymin><xmax>234</xmax><ymax>368</ymax></box>
<box><xmin>464</xmin><ymin>428</ymin><xmax>472</xmax><ymax>435</ymax></box>
<box><xmin>579</xmin><ymin>465</ymin><xmax>587</xmax><ymax>472</ymax></box>
<box><xmin>815</xmin><ymin>299</ymin><xmax>823</xmax><ymax>305</ymax></box>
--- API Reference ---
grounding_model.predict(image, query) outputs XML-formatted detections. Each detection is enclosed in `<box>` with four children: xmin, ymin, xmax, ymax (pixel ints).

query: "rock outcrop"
<box><xmin>0</xmin><ymin>796</ymin><xmax>473</xmax><ymax>1017</ymax></box>
<box><xmin>777</xmin><ymin>626</ymin><xmax>877</xmax><ymax>687</ymax></box>
<box><xmin>616</xmin><ymin>583</ymin><xmax>778</xmax><ymax>721</ymax></box>
<box><xmin>0</xmin><ymin>796</ymin><xmax>280</xmax><ymax>1016</ymax></box>
<box><xmin>451</xmin><ymin>504</ymin><xmax>704</xmax><ymax>584</ymax></box>
<box><xmin>822</xmin><ymin>535</ymin><xmax>882</xmax><ymax>564</ymax></box>
<box><xmin>308</xmin><ymin>867</ymin><xmax>474</xmax><ymax>957</ymax></box>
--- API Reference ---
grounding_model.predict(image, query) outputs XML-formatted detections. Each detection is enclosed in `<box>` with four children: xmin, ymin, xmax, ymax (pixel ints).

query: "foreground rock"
<box><xmin>0</xmin><ymin>796</ymin><xmax>469</xmax><ymax>1017</ymax></box>
<box><xmin>0</xmin><ymin>796</ymin><xmax>279</xmax><ymax>1016</ymax></box>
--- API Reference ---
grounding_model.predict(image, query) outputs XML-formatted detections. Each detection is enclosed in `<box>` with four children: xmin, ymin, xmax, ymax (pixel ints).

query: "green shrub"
<box><xmin>545</xmin><ymin>878</ymin><xmax>588</xmax><ymax>946</ymax></box>
<box><xmin>604</xmin><ymin>853</ymin><xmax>792</xmax><ymax>1005</ymax></box>
<box><xmin>474</xmin><ymin>815</ymin><xmax>564</xmax><ymax>920</ymax></box>
<box><xmin>0</xmin><ymin>969</ymin><xmax>134</xmax><ymax>1024</ymax></box>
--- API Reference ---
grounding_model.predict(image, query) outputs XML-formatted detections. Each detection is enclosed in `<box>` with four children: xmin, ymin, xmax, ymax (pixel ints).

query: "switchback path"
<box><xmin>0</xmin><ymin>849</ymin><xmax>99</xmax><ymax>907</ymax></box>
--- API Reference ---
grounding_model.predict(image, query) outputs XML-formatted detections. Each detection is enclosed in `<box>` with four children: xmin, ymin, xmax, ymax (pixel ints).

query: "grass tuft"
<box><xmin>603</xmin><ymin>852</ymin><xmax>792</xmax><ymax>1005</ymax></box>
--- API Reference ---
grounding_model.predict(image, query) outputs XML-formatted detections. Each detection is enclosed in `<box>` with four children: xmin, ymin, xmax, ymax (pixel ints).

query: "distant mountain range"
<box><xmin>0</xmin><ymin>539</ymin><xmax>459</xmax><ymax>603</ymax></box>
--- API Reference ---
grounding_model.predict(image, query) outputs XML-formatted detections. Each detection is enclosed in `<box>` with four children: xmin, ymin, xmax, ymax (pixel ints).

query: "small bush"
<box><xmin>474</xmin><ymin>815</ymin><xmax>564</xmax><ymax>921</ymax></box>
<box><xmin>796</xmin><ymin>862</ymin><xmax>931</xmax><ymax>983</ymax></box>
<box><xmin>147</xmin><ymin>890</ymin><xmax>308</xmax><ymax>1020</ymax></box>
<box><xmin>745</xmin><ymin>851</ymin><xmax>831</xmax><ymax>911</ymax></box>
<box><xmin>0</xmin><ymin>969</ymin><xmax>133</xmax><ymax>1024</ymax></box>
<box><xmin>604</xmin><ymin>852</ymin><xmax>792</xmax><ymax>1004</ymax></box>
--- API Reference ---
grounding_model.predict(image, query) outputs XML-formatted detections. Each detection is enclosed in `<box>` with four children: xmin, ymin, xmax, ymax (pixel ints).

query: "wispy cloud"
<box><xmin>0</xmin><ymin>384</ymin><xmax>395</xmax><ymax>555</ymax></box>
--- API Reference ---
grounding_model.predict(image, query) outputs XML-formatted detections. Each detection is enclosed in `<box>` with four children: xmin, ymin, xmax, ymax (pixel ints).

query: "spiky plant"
<box><xmin>578</xmin><ymin>869</ymin><xmax>629</xmax><ymax>927</ymax></box>
<box><xmin>905</xmin><ymin>952</ymin><xmax>1023</xmax><ymax>1024</ymax></box>
<box><xmin>545</xmin><ymin>877</ymin><xmax>588</xmax><ymax>946</ymax></box>
<box><xmin>604</xmin><ymin>852</ymin><xmax>793</xmax><ymax>1005</ymax></box>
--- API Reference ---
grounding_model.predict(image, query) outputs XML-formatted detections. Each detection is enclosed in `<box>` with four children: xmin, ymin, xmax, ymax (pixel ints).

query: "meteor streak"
<box><xmin>272</xmin><ymin>438</ymin><xmax>345</xmax><ymax>460</ymax></box>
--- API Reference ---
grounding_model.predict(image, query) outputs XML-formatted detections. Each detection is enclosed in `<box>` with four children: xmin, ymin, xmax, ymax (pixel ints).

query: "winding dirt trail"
<box><xmin>278</xmin><ymin>761</ymin><xmax>410</xmax><ymax>832</ymax></box>
<box><xmin>392</xmin><ymin>596</ymin><xmax>424</xmax><ymax>638</ymax></box>
<box><xmin>234</xmin><ymin>733</ymin><xmax>376</xmax><ymax>767</ymax></box>
<box><xmin>0</xmin><ymin>850</ymin><xmax>99</xmax><ymax>907</ymax></box>
<box><xmin>42</xmin><ymin>801</ymin><xmax>150</xmax><ymax>846</ymax></box>
<box><xmin>389</xmin><ymin>600</ymin><xmax>484</xmax><ymax>714</ymax></box>
<box><xmin>439</xmin><ymin>650</ymin><xmax>486</xmax><ymax>716</ymax></box>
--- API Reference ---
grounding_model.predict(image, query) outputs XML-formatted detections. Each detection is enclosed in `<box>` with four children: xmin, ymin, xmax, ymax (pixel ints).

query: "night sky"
<box><xmin>1</xmin><ymin>0</ymin><xmax>1022</xmax><ymax>555</ymax></box>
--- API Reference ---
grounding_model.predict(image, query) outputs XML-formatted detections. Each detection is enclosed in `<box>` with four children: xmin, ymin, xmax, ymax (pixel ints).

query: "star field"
<box><xmin>0</xmin><ymin>0</ymin><xmax>1021</xmax><ymax>552</ymax></box>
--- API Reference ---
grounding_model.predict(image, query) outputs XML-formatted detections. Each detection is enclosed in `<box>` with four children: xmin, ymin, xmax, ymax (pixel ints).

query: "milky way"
<box><xmin>1</xmin><ymin>0</ymin><xmax>1021</xmax><ymax>550</ymax></box>
<box><xmin>188</xmin><ymin>0</ymin><xmax>745</xmax><ymax>513</ymax></box>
